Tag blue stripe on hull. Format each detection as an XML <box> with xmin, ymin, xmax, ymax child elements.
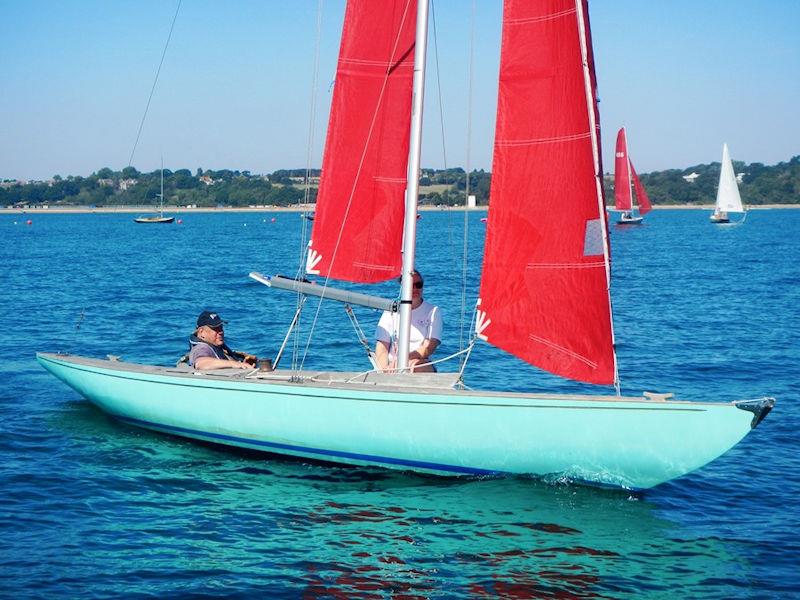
<box><xmin>116</xmin><ymin>415</ymin><xmax>502</xmax><ymax>476</ymax></box>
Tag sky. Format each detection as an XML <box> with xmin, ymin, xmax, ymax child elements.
<box><xmin>1</xmin><ymin>0</ymin><xmax>798</xmax><ymax>181</ymax></box>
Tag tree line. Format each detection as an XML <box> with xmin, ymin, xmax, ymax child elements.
<box><xmin>3</xmin><ymin>155</ymin><xmax>798</xmax><ymax>208</ymax></box>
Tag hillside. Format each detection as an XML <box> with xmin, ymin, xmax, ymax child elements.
<box><xmin>2</xmin><ymin>156</ymin><xmax>798</xmax><ymax>208</ymax></box>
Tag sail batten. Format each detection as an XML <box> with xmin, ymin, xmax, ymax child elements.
<box><xmin>307</xmin><ymin>0</ymin><xmax>417</xmax><ymax>283</ymax></box>
<box><xmin>477</xmin><ymin>0</ymin><xmax>616</xmax><ymax>386</ymax></box>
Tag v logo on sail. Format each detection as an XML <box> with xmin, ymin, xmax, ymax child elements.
<box><xmin>305</xmin><ymin>246</ymin><xmax>322</xmax><ymax>275</ymax></box>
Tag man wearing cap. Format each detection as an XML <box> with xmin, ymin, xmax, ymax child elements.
<box><xmin>188</xmin><ymin>311</ymin><xmax>256</xmax><ymax>370</ymax></box>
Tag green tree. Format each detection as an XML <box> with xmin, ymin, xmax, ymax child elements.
<box><xmin>121</xmin><ymin>166</ymin><xmax>139</xmax><ymax>179</ymax></box>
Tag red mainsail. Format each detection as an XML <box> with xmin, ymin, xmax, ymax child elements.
<box><xmin>631</xmin><ymin>163</ymin><xmax>652</xmax><ymax>215</ymax></box>
<box><xmin>307</xmin><ymin>0</ymin><xmax>416</xmax><ymax>283</ymax></box>
<box><xmin>614</xmin><ymin>127</ymin><xmax>632</xmax><ymax>211</ymax></box>
<box><xmin>477</xmin><ymin>0</ymin><xmax>616</xmax><ymax>385</ymax></box>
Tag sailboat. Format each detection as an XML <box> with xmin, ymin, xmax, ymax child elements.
<box><xmin>37</xmin><ymin>0</ymin><xmax>773</xmax><ymax>490</ymax></box>
<box><xmin>134</xmin><ymin>161</ymin><xmax>174</xmax><ymax>224</ymax></box>
<box><xmin>710</xmin><ymin>143</ymin><xmax>745</xmax><ymax>224</ymax></box>
<box><xmin>614</xmin><ymin>127</ymin><xmax>652</xmax><ymax>225</ymax></box>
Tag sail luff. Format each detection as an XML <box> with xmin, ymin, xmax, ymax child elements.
<box><xmin>476</xmin><ymin>0</ymin><xmax>617</xmax><ymax>386</ymax></box>
<box><xmin>575</xmin><ymin>0</ymin><xmax>618</xmax><ymax>387</ymax></box>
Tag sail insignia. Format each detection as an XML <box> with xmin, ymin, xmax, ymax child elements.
<box><xmin>475</xmin><ymin>298</ymin><xmax>491</xmax><ymax>342</ymax></box>
<box><xmin>305</xmin><ymin>243</ymin><xmax>322</xmax><ymax>275</ymax></box>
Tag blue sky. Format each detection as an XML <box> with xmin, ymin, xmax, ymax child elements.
<box><xmin>2</xmin><ymin>0</ymin><xmax>798</xmax><ymax>181</ymax></box>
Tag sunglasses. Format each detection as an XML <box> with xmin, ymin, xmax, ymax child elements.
<box><xmin>413</xmin><ymin>281</ymin><xmax>424</xmax><ymax>289</ymax></box>
<box><xmin>207</xmin><ymin>325</ymin><xmax>224</xmax><ymax>332</ymax></box>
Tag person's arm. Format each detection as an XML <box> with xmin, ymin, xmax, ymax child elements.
<box><xmin>375</xmin><ymin>311</ymin><xmax>396</xmax><ymax>371</ymax></box>
<box><xmin>194</xmin><ymin>356</ymin><xmax>252</xmax><ymax>370</ymax></box>
<box><xmin>229</xmin><ymin>349</ymin><xmax>257</xmax><ymax>366</ymax></box>
<box><xmin>409</xmin><ymin>338</ymin><xmax>440</xmax><ymax>362</ymax></box>
<box><xmin>375</xmin><ymin>339</ymin><xmax>392</xmax><ymax>371</ymax></box>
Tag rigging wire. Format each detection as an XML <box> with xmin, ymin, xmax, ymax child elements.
<box><xmin>430</xmin><ymin>1</ymin><xmax>448</xmax><ymax>172</ymax></box>
<box><xmin>458</xmin><ymin>0</ymin><xmax>477</xmax><ymax>360</ymax></box>
<box><xmin>127</xmin><ymin>0</ymin><xmax>182</xmax><ymax>168</ymax></box>
<box><xmin>291</xmin><ymin>0</ymin><xmax>325</xmax><ymax>373</ymax></box>
<box><xmin>430</xmin><ymin>2</ymin><xmax>457</xmax><ymax>271</ymax></box>
<box><xmin>298</xmin><ymin>0</ymin><xmax>416</xmax><ymax>373</ymax></box>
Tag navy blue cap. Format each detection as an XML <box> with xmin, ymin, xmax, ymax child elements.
<box><xmin>197</xmin><ymin>311</ymin><xmax>226</xmax><ymax>328</ymax></box>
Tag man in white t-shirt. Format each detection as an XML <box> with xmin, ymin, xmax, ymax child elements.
<box><xmin>375</xmin><ymin>270</ymin><xmax>442</xmax><ymax>373</ymax></box>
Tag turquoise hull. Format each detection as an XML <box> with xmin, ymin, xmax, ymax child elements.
<box><xmin>37</xmin><ymin>353</ymin><xmax>773</xmax><ymax>490</ymax></box>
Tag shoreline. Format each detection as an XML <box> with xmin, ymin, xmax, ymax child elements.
<box><xmin>2</xmin><ymin>204</ymin><xmax>798</xmax><ymax>215</ymax></box>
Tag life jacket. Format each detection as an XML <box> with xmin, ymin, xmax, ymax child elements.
<box><xmin>184</xmin><ymin>334</ymin><xmax>247</xmax><ymax>366</ymax></box>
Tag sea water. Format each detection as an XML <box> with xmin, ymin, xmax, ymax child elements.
<box><xmin>1</xmin><ymin>209</ymin><xmax>798</xmax><ymax>598</ymax></box>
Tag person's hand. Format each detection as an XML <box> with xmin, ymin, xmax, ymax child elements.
<box><xmin>235</xmin><ymin>360</ymin><xmax>252</xmax><ymax>369</ymax></box>
<box><xmin>243</xmin><ymin>354</ymin><xmax>257</xmax><ymax>366</ymax></box>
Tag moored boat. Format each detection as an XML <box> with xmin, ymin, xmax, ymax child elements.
<box><xmin>134</xmin><ymin>160</ymin><xmax>174</xmax><ymax>224</ymax></box>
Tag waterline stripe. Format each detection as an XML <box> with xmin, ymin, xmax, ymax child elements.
<box><xmin>116</xmin><ymin>415</ymin><xmax>501</xmax><ymax>476</ymax></box>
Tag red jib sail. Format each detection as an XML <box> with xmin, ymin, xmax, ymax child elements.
<box><xmin>614</xmin><ymin>127</ymin><xmax>632</xmax><ymax>211</ymax></box>
<box><xmin>306</xmin><ymin>0</ymin><xmax>416</xmax><ymax>283</ymax></box>
<box><xmin>631</xmin><ymin>163</ymin><xmax>652</xmax><ymax>215</ymax></box>
<box><xmin>477</xmin><ymin>0</ymin><xmax>616</xmax><ymax>385</ymax></box>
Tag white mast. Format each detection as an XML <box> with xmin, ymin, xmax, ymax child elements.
<box><xmin>397</xmin><ymin>0</ymin><xmax>430</xmax><ymax>372</ymax></box>
<box><xmin>158</xmin><ymin>157</ymin><xmax>164</xmax><ymax>216</ymax></box>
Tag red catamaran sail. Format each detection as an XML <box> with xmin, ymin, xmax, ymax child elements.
<box><xmin>615</xmin><ymin>127</ymin><xmax>651</xmax><ymax>215</ymax></box>
<box><xmin>307</xmin><ymin>0</ymin><xmax>417</xmax><ymax>283</ymax></box>
<box><xmin>477</xmin><ymin>0</ymin><xmax>616</xmax><ymax>385</ymax></box>
<box><xmin>614</xmin><ymin>128</ymin><xmax>632</xmax><ymax>211</ymax></box>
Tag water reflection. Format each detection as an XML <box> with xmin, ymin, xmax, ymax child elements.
<box><xmin>36</xmin><ymin>405</ymin><xmax>742</xmax><ymax>597</ymax></box>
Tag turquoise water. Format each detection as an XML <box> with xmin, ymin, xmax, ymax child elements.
<box><xmin>2</xmin><ymin>210</ymin><xmax>798</xmax><ymax>597</ymax></box>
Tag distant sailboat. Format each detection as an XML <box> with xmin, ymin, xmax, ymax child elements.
<box><xmin>710</xmin><ymin>143</ymin><xmax>745</xmax><ymax>224</ymax></box>
<box><xmin>614</xmin><ymin>127</ymin><xmax>652</xmax><ymax>225</ymax></box>
<box><xmin>134</xmin><ymin>160</ymin><xmax>174</xmax><ymax>224</ymax></box>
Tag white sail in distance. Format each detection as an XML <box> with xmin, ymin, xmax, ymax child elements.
<box><xmin>715</xmin><ymin>143</ymin><xmax>744</xmax><ymax>214</ymax></box>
